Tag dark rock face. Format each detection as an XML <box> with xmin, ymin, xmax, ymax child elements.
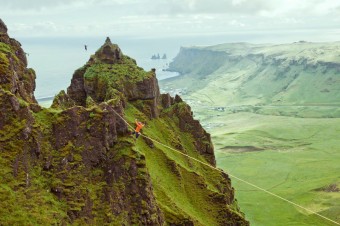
<box><xmin>103</xmin><ymin>157</ymin><xmax>164</xmax><ymax>225</ymax></box>
<box><xmin>163</xmin><ymin>95</ymin><xmax>216</xmax><ymax>165</ymax></box>
<box><xmin>47</xmin><ymin>105</ymin><xmax>162</xmax><ymax>224</ymax></box>
<box><xmin>161</xmin><ymin>93</ymin><xmax>174</xmax><ymax>108</ymax></box>
<box><xmin>125</xmin><ymin>75</ymin><xmax>160</xmax><ymax>101</ymax></box>
<box><xmin>66</xmin><ymin>39</ymin><xmax>161</xmax><ymax>118</ymax></box>
<box><xmin>90</xmin><ymin>37</ymin><xmax>123</xmax><ymax>64</ymax></box>
<box><xmin>125</xmin><ymin>75</ymin><xmax>160</xmax><ymax>118</ymax></box>
<box><xmin>0</xmin><ymin>19</ymin><xmax>8</xmax><ymax>33</ymax></box>
<box><xmin>0</xmin><ymin>19</ymin><xmax>7</xmax><ymax>33</ymax></box>
<box><xmin>67</xmin><ymin>67</ymin><xmax>88</xmax><ymax>106</ymax></box>
<box><xmin>0</xmin><ymin>20</ymin><xmax>35</xmax><ymax>103</ymax></box>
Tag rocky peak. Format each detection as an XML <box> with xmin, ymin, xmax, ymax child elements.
<box><xmin>65</xmin><ymin>37</ymin><xmax>160</xmax><ymax>118</ymax></box>
<box><xmin>105</xmin><ymin>36</ymin><xmax>111</xmax><ymax>44</ymax></box>
<box><xmin>89</xmin><ymin>36</ymin><xmax>123</xmax><ymax>64</ymax></box>
<box><xmin>0</xmin><ymin>19</ymin><xmax>7</xmax><ymax>33</ymax></box>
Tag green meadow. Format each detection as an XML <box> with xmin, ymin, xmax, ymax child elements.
<box><xmin>156</xmin><ymin>94</ymin><xmax>340</xmax><ymax>225</ymax></box>
<box><xmin>160</xmin><ymin>41</ymin><xmax>340</xmax><ymax>225</ymax></box>
<box><xmin>207</xmin><ymin>112</ymin><xmax>340</xmax><ymax>226</ymax></box>
<box><xmin>165</xmin><ymin>96</ymin><xmax>340</xmax><ymax>226</ymax></box>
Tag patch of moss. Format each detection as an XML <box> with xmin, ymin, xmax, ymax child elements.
<box><xmin>0</xmin><ymin>42</ymin><xmax>12</xmax><ymax>53</ymax></box>
<box><xmin>0</xmin><ymin>49</ymin><xmax>10</xmax><ymax>75</ymax></box>
<box><xmin>0</xmin><ymin>119</ymin><xmax>26</xmax><ymax>142</ymax></box>
<box><xmin>33</xmin><ymin>107</ymin><xmax>62</xmax><ymax>132</ymax></box>
<box><xmin>84</xmin><ymin>58</ymin><xmax>151</xmax><ymax>83</ymax></box>
<box><xmin>86</xmin><ymin>96</ymin><xmax>96</xmax><ymax>108</ymax></box>
<box><xmin>0</xmin><ymin>158</ymin><xmax>68</xmax><ymax>225</ymax></box>
<box><xmin>82</xmin><ymin>56</ymin><xmax>153</xmax><ymax>103</ymax></box>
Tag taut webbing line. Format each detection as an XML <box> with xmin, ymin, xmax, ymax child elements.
<box><xmin>111</xmin><ymin>109</ymin><xmax>340</xmax><ymax>226</ymax></box>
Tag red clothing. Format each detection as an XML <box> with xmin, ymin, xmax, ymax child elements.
<box><xmin>135</xmin><ymin>122</ymin><xmax>144</xmax><ymax>133</ymax></box>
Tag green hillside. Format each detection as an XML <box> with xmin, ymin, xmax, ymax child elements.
<box><xmin>161</xmin><ymin>41</ymin><xmax>340</xmax><ymax>225</ymax></box>
<box><xmin>124</xmin><ymin>103</ymin><xmax>246</xmax><ymax>226</ymax></box>
<box><xmin>165</xmin><ymin>42</ymin><xmax>340</xmax><ymax>111</ymax></box>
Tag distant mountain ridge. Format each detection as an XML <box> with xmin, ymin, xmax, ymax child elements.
<box><xmin>166</xmin><ymin>41</ymin><xmax>340</xmax><ymax>111</ymax></box>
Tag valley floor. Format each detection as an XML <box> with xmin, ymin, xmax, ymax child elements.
<box><xmin>161</xmin><ymin>80</ymin><xmax>340</xmax><ymax>226</ymax></box>
<box><xmin>210</xmin><ymin>112</ymin><xmax>340</xmax><ymax>226</ymax></box>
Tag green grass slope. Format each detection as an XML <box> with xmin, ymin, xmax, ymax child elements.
<box><xmin>0</xmin><ymin>101</ymin><xmax>247</xmax><ymax>225</ymax></box>
<box><xmin>124</xmin><ymin>102</ymin><xmax>247</xmax><ymax>225</ymax></box>
<box><xmin>212</xmin><ymin>113</ymin><xmax>340</xmax><ymax>226</ymax></box>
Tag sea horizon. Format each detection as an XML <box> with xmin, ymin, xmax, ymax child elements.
<box><xmin>16</xmin><ymin>32</ymin><xmax>340</xmax><ymax>103</ymax></box>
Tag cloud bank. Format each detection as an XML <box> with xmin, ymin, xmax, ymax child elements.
<box><xmin>0</xmin><ymin>0</ymin><xmax>339</xmax><ymax>40</ymax></box>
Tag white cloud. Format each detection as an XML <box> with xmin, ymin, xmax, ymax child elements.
<box><xmin>0</xmin><ymin>0</ymin><xmax>339</xmax><ymax>39</ymax></box>
<box><xmin>0</xmin><ymin>0</ymin><xmax>83</xmax><ymax>10</ymax></box>
<box><xmin>229</xmin><ymin>20</ymin><xmax>246</xmax><ymax>27</ymax></box>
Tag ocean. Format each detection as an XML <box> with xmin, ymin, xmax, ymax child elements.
<box><xmin>16</xmin><ymin>30</ymin><xmax>338</xmax><ymax>104</ymax></box>
<box><xmin>18</xmin><ymin>36</ymin><xmax>184</xmax><ymax>102</ymax></box>
<box><xmin>15</xmin><ymin>33</ymin><xmax>279</xmax><ymax>101</ymax></box>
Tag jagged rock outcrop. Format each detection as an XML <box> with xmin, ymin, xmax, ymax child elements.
<box><xmin>51</xmin><ymin>90</ymin><xmax>75</xmax><ymax>109</ymax></box>
<box><xmin>160</xmin><ymin>94</ymin><xmax>216</xmax><ymax>165</ymax></box>
<box><xmin>0</xmin><ymin>19</ymin><xmax>36</xmax><ymax>103</ymax></box>
<box><xmin>0</xmin><ymin>20</ymin><xmax>248</xmax><ymax>226</ymax></box>
<box><xmin>90</xmin><ymin>37</ymin><xmax>123</xmax><ymax>64</ymax></box>
<box><xmin>167</xmin><ymin>47</ymin><xmax>229</xmax><ymax>77</ymax></box>
<box><xmin>0</xmin><ymin>19</ymin><xmax>8</xmax><ymax>33</ymax></box>
<box><xmin>66</xmin><ymin>38</ymin><xmax>160</xmax><ymax>118</ymax></box>
<box><xmin>174</xmin><ymin>95</ymin><xmax>215</xmax><ymax>165</ymax></box>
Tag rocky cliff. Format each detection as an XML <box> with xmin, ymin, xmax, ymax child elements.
<box><xmin>167</xmin><ymin>47</ymin><xmax>229</xmax><ymax>77</ymax></box>
<box><xmin>0</xmin><ymin>19</ymin><xmax>248</xmax><ymax>225</ymax></box>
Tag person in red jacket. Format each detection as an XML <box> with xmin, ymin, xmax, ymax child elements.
<box><xmin>132</xmin><ymin>119</ymin><xmax>144</xmax><ymax>138</ymax></box>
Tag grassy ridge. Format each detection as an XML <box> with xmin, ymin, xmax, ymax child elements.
<box><xmin>124</xmin><ymin>103</ymin><xmax>246</xmax><ymax>225</ymax></box>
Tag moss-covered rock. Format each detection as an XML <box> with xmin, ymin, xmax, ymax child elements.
<box><xmin>51</xmin><ymin>90</ymin><xmax>76</xmax><ymax>109</ymax></box>
<box><xmin>0</xmin><ymin>20</ymin><xmax>248</xmax><ymax>225</ymax></box>
<box><xmin>0</xmin><ymin>21</ymin><xmax>36</xmax><ymax>103</ymax></box>
<box><xmin>66</xmin><ymin>40</ymin><xmax>160</xmax><ymax>118</ymax></box>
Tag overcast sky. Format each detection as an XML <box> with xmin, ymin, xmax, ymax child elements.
<box><xmin>1</xmin><ymin>0</ymin><xmax>340</xmax><ymax>41</ymax></box>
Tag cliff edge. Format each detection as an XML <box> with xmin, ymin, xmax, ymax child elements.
<box><xmin>0</xmin><ymin>19</ymin><xmax>248</xmax><ymax>225</ymax></box>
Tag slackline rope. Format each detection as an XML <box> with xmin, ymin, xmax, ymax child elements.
<box><xmin>111</xmin><ymin>109</ymin><xmax>340</xmax><ymax>226</ymax></box>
